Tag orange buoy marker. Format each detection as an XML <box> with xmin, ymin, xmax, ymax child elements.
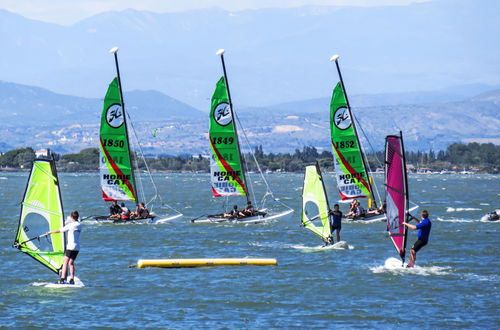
<box><xmin>137</xmin><ymin>258</ymin><xmax>277</xmax><ymax>268</ymax></box>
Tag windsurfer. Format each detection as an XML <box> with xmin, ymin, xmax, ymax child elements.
<box><xmin>329</xmin><ymin>204</ymin><xmax>342</xmax><ymax>243</ymax></box>
<box><xmin>109</xmin><ymin>200</ymin><xmax>121</xmax><ymax>217</ymax></box>
<box><xmin>46</xmin><ymin>211</ymin><xmax>82</xmax><ymax>284</ymax></box>
<box><xmin>402</xmin><ymin>210</ymin><xmax>432</xmax><ymax>268</ymax></box>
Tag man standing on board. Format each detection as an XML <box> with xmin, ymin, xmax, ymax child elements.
<box><xmin>46</xmin><ymin>211</ymin><xmax>82</xmax><ymax>284</ymax></box>
<box><xmin>329</xmin><ymin>204</ymin><xmax>343</xmax><ymax>243</ymax></box>
<box><xmin>402</xmin><ymin>210</ymin><xmax>432</xmax><ymax>268</ymax></box>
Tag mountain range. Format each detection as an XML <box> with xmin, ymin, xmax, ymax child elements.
<box><xmin>0</xmin><ymin>80</ymin><xmax>498</xmax><ymax>154</ymax></box>
<box><xmin>1</xmin><ymin>0</ymin><xmax>499</xmax><ymax>110</ymax></box>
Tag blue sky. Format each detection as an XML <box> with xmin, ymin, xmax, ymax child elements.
<box><xmin>0</xmin><ymin>0</ymin><xmax>429</xmax><ymax>25</ymax></box>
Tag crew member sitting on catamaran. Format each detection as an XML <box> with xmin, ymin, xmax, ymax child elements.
<box><xmin>131</xmin><ymin>202</ymin><xmax>149</xmax><ymax>219</ymax></box>
<box><xmin>46</xmin><ymin>211</ymin><xmax>82</xmax><ymax>284</ymax></box>
<box><xmin>239</xmin><ymin>201</ymin><xmax>255</xmax><ymax>217</ymax></box>
<box><xmin>119</xmin><ymin>202</ymin><xmax>131</xmax><ymax>220</ymax></box>
<box><xmin>402</xmin><ymin>210</ymin><xmax>432</xmax><ymax>268</ymax></box>
<box><xmin>329</xmin><ymin>204</ymin><xmax>342</xmax><ymax>243</ymax></box>
<box><xmin>109</xmin><ymin>200</ymin><xmax>121</xmax><ymax>217</ymax></box>
<box><xmin>224</xmin><ymin>205</ymin><xmax>239</xmax><ymax>218</ymax></box>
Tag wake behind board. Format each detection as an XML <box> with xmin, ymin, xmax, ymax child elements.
<box><xmin>32</xmin><ymin>276</ymin><xmax>85</xmax><ymax>288</ymax></box>
<box><xmin>192</xmin><ymin>209</ymin><xmax>293</xmax><ymax>224</ymax></box>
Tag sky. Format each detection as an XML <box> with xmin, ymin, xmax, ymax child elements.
<box><xmin>0</xmin><ymin>0</ymin><xmax>429</xmax><ymax>25</ymax></box>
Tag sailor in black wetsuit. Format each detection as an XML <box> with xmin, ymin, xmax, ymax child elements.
<box><xmin>109</xmin><ymin>200</ymin><xmax>121</xmax><ymax>218</ymax></box>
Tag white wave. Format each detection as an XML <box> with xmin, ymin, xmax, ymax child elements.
<box><xmin>446</xmin><ymin>207</ymin><xmax>481</xmax><ymax>212</ymax></box>
<box><xmin>465</xmin><ymin>274</ymin><xmax>500</xmax><ymax>282</ymax></box>
<box><xmin>480</xmin><ymin>203</ymin><xmax>490</xmax><ymax>206</ymax></box>
<box><xmin>436</xmin><ymin>217</ymin><xmax>475</xmax><ymax>223</ymax></box>
<box><xmin>370</xmin><ymin>257</ymin><xmax>451</xmax><ymax>276</ymax></box>
<box><xmin>291</xmin><ymin>241</ymin><xmax>354</xmax><ymax>251</ymax></box>
<box><xmin>0</xmin><ymin>177</ymin><xmax>7</xmax><ymax>180</ymax></box>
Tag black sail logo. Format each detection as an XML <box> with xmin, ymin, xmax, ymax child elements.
<box><xmin>106</xmin><ymin>104</ymin><xmax>124</xmax><ymax>128</ymax></box>
<box><xmin>214</xmin><ymin>102</ymin><xmax>232</xmax><ymax>126</ymax></box>
<box><xmin>334</xmin><ymin>106</ymin><xmax>352</xmax><ymax>130</ymax></box>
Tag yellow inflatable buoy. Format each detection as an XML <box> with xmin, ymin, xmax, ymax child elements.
<box><xmin>137</xmin><ymin>258</ymin><xmax>278</xmax><ymax>268</ymax></box>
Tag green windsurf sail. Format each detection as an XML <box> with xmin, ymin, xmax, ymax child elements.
<box><xmin>13</xmin><ymin>151</ymin><xmax>65</xmax><ymax>274</ymax></box>
<box><xmin>209</xmin><ymin>77</ymin><xmax>247</xmax><ymax>197</ymax></box>
<box><xmin>99</xmin><ymin>77</ymin><xmax>137</xmax><ymax>201</ymax></box>
<box><xmin>330</xmin><ymin>82</ymin><xmax>373</xmax><ymax>201</ymax></box>
<box><xmin>301</xmin><ymin>162</ymin><xmax>332</xmax><ymax>244</ymax></box>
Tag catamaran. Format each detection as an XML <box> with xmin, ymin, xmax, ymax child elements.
<box><xmin>13</xmin><ymin>149</ymin><xmax>67</xmax><ymax>279</ymax></box>
<box><xmin>301</xmin><ymin>162</ymin><xmax>334</xmax><ymax>245</ymax></box>
<box><xmin>94</xmin><ymin>47</ymin><xmax>182</xmax><ymax>223</ymax></box>
<box><xmin>192</xmin><ymin>49</ymin><xmax>293</xmax><ymax>224</ymax></box>
<box><xmin>329</xmin><ymin>55</ymin><xmax>416</xmax><ymax>221</ymax></box>
<box><xmin>384</xmin><ymin>132</ymin><xmax>413</xmax><ymax>265</ymax></box>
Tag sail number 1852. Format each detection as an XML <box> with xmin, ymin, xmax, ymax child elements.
<box><xmin>334</xmin><ymin>140</ymin><xmax>355</xmax><ymax>149</ymax></box>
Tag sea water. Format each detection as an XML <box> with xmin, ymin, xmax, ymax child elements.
<box><xmin>0</xmin><ymin>172</ymin><xmax>498</xmax><ymax>328</ymax></box>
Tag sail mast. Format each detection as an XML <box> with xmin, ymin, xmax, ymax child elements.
<box><xmin>399</xmin><ymin>130</ymin><xmax>410</xmax><ymax>262</ymax></box>
<box><xmin>216</xmin><ymin>49</ymin><xmax>250</xmax><ymax>203</ymax></box>
<box><xmin>330</xmin><ymin>55</ymin><xmax>376</xmax><ymax>207</ymax></box>
<box><xmin>109</xmin><ymin>47</ymin><xmax>139</xmax><ymax>206</ymax></box>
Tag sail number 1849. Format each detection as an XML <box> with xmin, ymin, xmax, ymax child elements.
<box><xmin>211</xmin><ymin>137</ymin><xmax>234</xmax><ymax>145</ymax></box>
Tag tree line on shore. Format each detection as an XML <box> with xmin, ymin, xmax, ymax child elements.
<box><xmin>0</xmin><ymin>142</ymin><xmax>498</xmax><ymax>173</ymax></box>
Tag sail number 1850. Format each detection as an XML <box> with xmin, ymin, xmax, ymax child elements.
<box><xmin>102</xmin><ymin>138</ymin><xmax>125</xmax><ymax>148</ymax></box>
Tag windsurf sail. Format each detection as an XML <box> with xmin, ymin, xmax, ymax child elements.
<box><xmin>99</xmin><ymin>77</ymin><xmax>137</xmax><ymax>201</ymax></box>
<box><xmin>13</xmin><ymin>152</ymin><xmax>65</xmax><ymax>274</ymax></box>
<box><xmin>330</xmin><ymin>82</ymin><xmax>373</xmax><ymax>201</ymax></box>
<box><xmin>384</xmin><ymin>132</ymin><xmax>410</xmax><ymax>262</ymax></box>
<box><xmin>209</xmin><ymin>77</ymin><xmax>247</xmax><ymax>197</ymax></box>
<box><xmin>301</xmin><ymin>162</ymin><xmax>332</xmax><ymax>244</ymax></box>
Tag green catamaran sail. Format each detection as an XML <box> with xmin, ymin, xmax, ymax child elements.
<box><xmin>330</xmin><ymin>82</ymin><xmax>373</xmax><ymax>201</ymax></box>
<box><xmin>301</xmin><ymin>162</ymin><xmax>333</xmax><ymax>244</ymax></box>
<box><xmin>209</xmin><ymin>77</ymin><xmax>247</xmax><ymax>197</ymax></box>
<box><xmin>99</xmin><ymin>77</ymin><xmax>137</xmax><ymax>202</ymax></box>
<box><xmin>13</xmin><ymin>151</ymin><xmax>65</xmax><ymax>274</ymax></box>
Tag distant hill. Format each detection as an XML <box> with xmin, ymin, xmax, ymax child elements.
<box><xmin>0</xmin><ymin>0</ymin><xmax>499</xmax><ymax>109</ymax></box>
<box><xmin>0</xmin><ymin>80</ymin><xmax>498</xmax><ymax>154</ymax></box>
<box><xmin>0</xmin><ymin>81</ymin><xmax>203</xmax><ymax>127</ymax></box>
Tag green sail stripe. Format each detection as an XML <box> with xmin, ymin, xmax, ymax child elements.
<box><xmin>15</xmin><ymin>159</ymin><xmax>65</xmax><ymax>274</ymax></box>
<box><xmin>99</xmin><ymin>77</ymin><xmax>136</xmax><ymax>201</ymax></box>
<box><xmin>301</xmin><ymin>164</ymin><xmax>331</xmax><ymax>242</ymax></box>
<box><xmin>209</xmin><ymin>77</ymin><xmax>246</xmax><ymax>197</ymax></box>
<box><xmin>329</xmin><ymin>82</ymin><xmax>372</xmax><ymax>200</ymax></box>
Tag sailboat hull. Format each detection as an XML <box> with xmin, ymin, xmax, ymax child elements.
<box><xmin>192</xmin><ymin>209</ymin><xmax>293</xmax><ymax>224</ymax></box>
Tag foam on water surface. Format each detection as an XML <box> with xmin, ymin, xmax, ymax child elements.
<box><xmin>32</xmin><ymin>276</ymin><xmax>85</xmax><ymax>288</ymax></box>
<box><xmin>370</xmin><ymin>257</ymin><xmax>451</xmax><ymax>276</ymax></box>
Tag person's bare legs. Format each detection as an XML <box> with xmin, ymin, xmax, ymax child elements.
<box><xmin>336</xmin><ymin>229</ymin><xmax>341</xmax><ymax>243</ymax></box>
<box><xmin>60</xmin><ymin>256</ymin><xmax>70</xmax><ymax>280</ymax></box>
<box><xmin>68</xmin><ymin>258</ymin><xmax>76</xmax><ymax>281</ymax></box>
<box><xmin>407</xmin><ymin>249</ymin><xmax>416</xmax><ymax>267</ymax></box>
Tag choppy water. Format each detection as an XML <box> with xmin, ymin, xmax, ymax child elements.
<box><xmin>0</xmin><ymin>172</ymin><xmax>499</xmax><ymax>328</ymax></box>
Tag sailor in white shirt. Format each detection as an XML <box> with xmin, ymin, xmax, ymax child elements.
<box><xmin>46</xmin><ymin>211</ymin><xmax>82</xmax><ymax>284</ymax></box>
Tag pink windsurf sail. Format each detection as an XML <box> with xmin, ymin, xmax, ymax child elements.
<box><xmin>384</xmin><ymin>132</ymin><xmax>410</xmax><ymax>262</ymax></box>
